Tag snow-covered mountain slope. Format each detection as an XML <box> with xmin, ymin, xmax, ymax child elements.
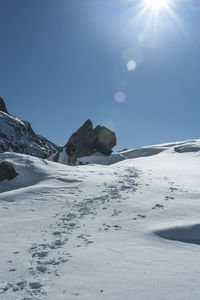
<box><xmin>0</xmin><ymin>111</ymin><xmax>60</xmax><ymax>158</ymax></box>
<box><xmin>49</xmin><ymin>138</ymin><xmax>200</xmax><ymax>165</ymax></box>
<box><xmin>1</xmin><ymin>139</ymin><xmax>200</xmax><ymax>299</ymax></box>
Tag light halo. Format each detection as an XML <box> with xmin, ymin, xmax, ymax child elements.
<box><xmin>144</xmin><ymin>0</ymin><xmax>169</xmax><ymax>11</ymax></box>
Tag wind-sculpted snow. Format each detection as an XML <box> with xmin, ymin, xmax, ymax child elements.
<box><xmin>119</xmin><ymin>147</ymin><xmax>165</xmax><ymax>159</ymax></box>
<box><xmin>49</xmin><ymin>145</ymin><xmax>166</xmax><ymax>166</ymax></box>
<box><xmin>174</xmin><ymin>143</ymin><xmax>200</xmax><ymax>153</ymax></box>
<box><xmin>76</xmin><ymin>147</ymin><xmax>165</xmax><ymax>165</ymax></box>
<box><xmin>154</xmin><ymin>223</ymin><xmax>200</xmax><ymax>245</ymax></box>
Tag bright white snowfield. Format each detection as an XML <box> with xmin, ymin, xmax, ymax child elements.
<box><xmin>1</xmin><ymin>140</ymin><xmax>200</xmax><ymax>300</ymax></box>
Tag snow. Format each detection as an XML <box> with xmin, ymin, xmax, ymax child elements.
<box><xmin>1</xmin><ymin>139</ymin><xmax>200</xmax><ymax>299</ymax></box>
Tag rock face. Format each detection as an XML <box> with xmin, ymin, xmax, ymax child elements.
<box><xmin>49</xmin><ymin>119</ymin><xmax>117</xmax><ymax>164</ymax></box>
<box><xmin>94</xmin><ymin>125</ymin><xmax>116</xmax><ymax>155</ymax></box>
<box><xmin>0</xmin><ymin>98</ymin><xmax>60</xmax><ymax>158</ymax></box>
<box><xmin>0</xmin><ymin>98</ymin><xmax>9</xmax><ymax>114</ymax></box>
<box><xmin>66</xmin><ymin>119</ymin><xmax>116</xmax><ymax>157</ymax></box>
<box><xmin>0</xmin><ymin>161</ymin><xmax>18</xmax><ymax>182</ymax></box>
<box><xmin>66</xmin><ymin>120</ymin><xmax>96</xmax><ymax>157</ymax></box>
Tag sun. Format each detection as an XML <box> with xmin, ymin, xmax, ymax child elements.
<box><xmin>144</xmin><ymin>0</ymin><xmax>169</xmax><ymax>10</ymax></box>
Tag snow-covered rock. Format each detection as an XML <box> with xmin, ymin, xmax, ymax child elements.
<box><xmin>0</xmin><ymin>111</ymin><xmax>60</xmax><ymax>158</ymax></box>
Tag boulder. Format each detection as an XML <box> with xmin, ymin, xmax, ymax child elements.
<box><xmin>66</xmin><ymin>119</ymin><xmax>116</xmax><ymax>157</ymax></box>
<box><xmin>0</xmin><ymin>161</ymin><xmax>18</xmax><ymax>182</ymax></box>
<box><xmin>0</xmin><ymin>98</ymin><xmax>9</xmax><ymax>114</ymax></box>
<box><xmin>67</xmin><ymin>120</ymin><xmax>96</xmax><ymax>157</ymax></box>
<box><xmin>94</xmin><ymin>125</ymin><xmax>116</xmax><ymax>155</ymax></box>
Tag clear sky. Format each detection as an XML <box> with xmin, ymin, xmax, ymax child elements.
<box><xmin>0</xmin><ymin>0</ymin><xmax>200</xmax><ymax>150</ymax></box>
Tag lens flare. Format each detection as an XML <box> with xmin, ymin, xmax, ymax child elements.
<box><xmin>114</xmin><ymin>91</ymin><xmax>126</xmax><ymax>103</ymax></box>
<box><xmin>127</xmin><ymin>60</ymin><xmax>137</xmax><ymax>71</ymax></box>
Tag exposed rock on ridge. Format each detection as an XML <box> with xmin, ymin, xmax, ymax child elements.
<box><xmin>66</xmin><ymin>119</ymin><xmax>116</xmax><ymax>157</ymax></box>
<box><xmin>0</xmin><ymin>98</ymin><xmax>9</xmax><ymax>114</ymax></box>
<box><xmin>0</xmin><ymin>98</ymin><xmax>60</xmax><ymax>158</ymax></box>
<box><xmin>50</xmin><ymin>119</ymin><xmax>117</xmax><ymax>164</ymax></box>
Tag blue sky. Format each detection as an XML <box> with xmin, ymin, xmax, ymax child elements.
<box><xmin>0</xmin><ymin>0</ymin><xmax>200</xmax><ymax>150</ymax></box>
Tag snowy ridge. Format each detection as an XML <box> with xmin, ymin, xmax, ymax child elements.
<box><xmin>1</xmin><ymin>139</ymin><xmax>200</xmax><ymax>299</ymax></box>
<box><xmin>0</xmin><ymin>111</ymin><xmax>60</xmax><ymax>158</ymax></box>
<box><xmin>49</xmin><ymin>138</ymin><xmax>200</xmax><ymax>165</ymax></box>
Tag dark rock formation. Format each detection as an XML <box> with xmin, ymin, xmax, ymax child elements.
<box><xmin>66</xmin><ymin>120</ymin><xmax>96</xmax><ymax>157</ymax></box>
<box><xmin>0</xmin><ymin>98</ymin><xmax>60</xmax><ymax>158</ymax></box>
<box><xmin>94</xmin><ymin>125</ymin><xmax>116</xmax><ymax>155</ymax></box>
<box><xmin>0</xmin><ymin>161</ymin><xmax>18</xmax><ymax>182</ymax></box>
<box><xmin>0</xmin><ymin>98</ymin><xmax>9</xmax><ymax>114</ymax></box>
<box><xmin>66</xmin><ymin>119</ymin><xmax>116</xmax><ymax>157</ymax></box>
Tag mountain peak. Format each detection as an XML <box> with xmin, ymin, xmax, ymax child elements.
<box><xmin>0</xmin><ymin>98</ymin><xmax>9</xmax><ymax>114</ymax></box>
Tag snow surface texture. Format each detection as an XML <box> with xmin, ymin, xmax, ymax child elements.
<box><xmin>1</xmin><ymin>139</ymin><xmax>200</xmax><ymax>299</ymax></box>
<box><xmin>0</xmin><ymin>112</ymin><xmax>59</xmax><ymax>158</ymax></box>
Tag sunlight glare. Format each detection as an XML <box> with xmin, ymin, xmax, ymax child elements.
<box><xmin>145</xmin><ymin>0</ymin><xmax>169</xmax><ymax>10</ymax></box>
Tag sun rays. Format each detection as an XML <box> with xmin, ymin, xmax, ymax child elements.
<box><xmin>144</xmin><ymin>0</ymin><xmax>170</xmax><ymax>11</ymax></box>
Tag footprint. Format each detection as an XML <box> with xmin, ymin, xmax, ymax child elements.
<box><xmin>112</xmin><ymin>209</ymin><xmax>122</xmax><ymax>217</ymax></box>
<box><xmin>137</xmin><ymin>214</ymin><xmax>146</xmax><ymax>219</ymax></box>
<box><xmin>152</xmin><ymin>204</ymin><xmax>164</xmax><ymax>209</ymax></box>
<box><xmin>165</xmin><ymin>196</ymin><xmax>174</xmax><ymax>201</ymax></box>
<box><xmin>170</xmin><ymin>187</ymin><xmax>178</xmax><ymax>192</ymax></box>
<box><xmin>29</xmin><ymin>281</ymin><xmax>44</xmax><ymax>289</ymax></box>
<box><xmin>36</xmin><ymin>266</ymin><xmax>48</xmax><ymax>273</ymax></box>
<box><xmin>32</xmin><ymin>251</ymin><xmax>49</xmax><ymax>258</ymax></box>
<box><xmin>113</xmin><ymin>225</ymin><xmax>122</xmax><ymax>230</ymax></box>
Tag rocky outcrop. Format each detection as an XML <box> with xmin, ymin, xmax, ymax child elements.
<box><xmin>0</xmin><ymin>98</ymin><xmax>60</xmax><ymax>158</ymax></box>
<box><xmin>0</xmin><ymin>161</ymin><xmax>18</xmax><ymax>182</ymax></box>
<box><xmin>94</xmin><ymin>125</ymin><xmax>116</xmax><ymax>155</ymax></box>
<box><xmin>66</xmin><ymin>119</ymin><xmax>116</xmax><ymax>157</ymax></box>
<box><xmin>49</xmin><ymin>119</ymin><xmax>117</xmax><ymax>165</ymax></box>
<box><xmin>66</xmin><ymin>120</ymin><xmax>96</xmax><ymax>157</ymax></box>
<box><xmin>0</xmin><ymin>98</ymin><xmax>9</xmax><ymax>114</ymax></box>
